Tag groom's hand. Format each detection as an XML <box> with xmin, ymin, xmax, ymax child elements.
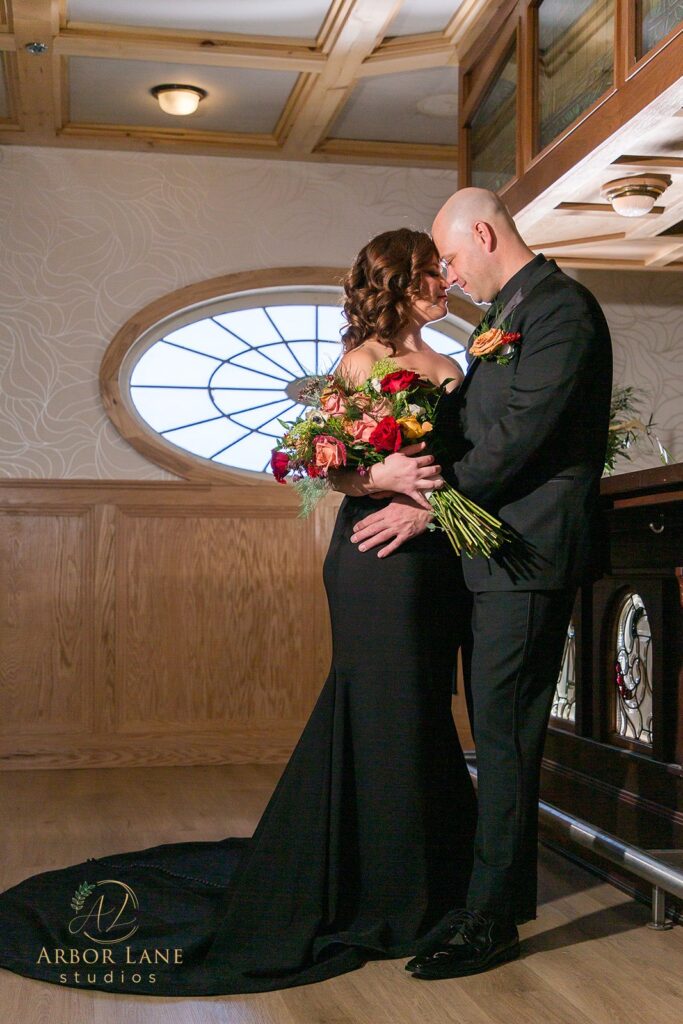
<box><xmin>351</xmin><ymin>496</ymin><xmax>433</xmax><ymax>558</ymax></box>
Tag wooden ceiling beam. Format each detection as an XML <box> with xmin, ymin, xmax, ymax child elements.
<box><xmin>554</xmin><ymin>202</ymin><xmax>665</xmax><ymax>215</ymax></box>
<box><xmin>53</xmin><ymin>28</ymin><xmax>326</xmax><ymax>73</ymax></box>
<box><xmin>0</xmin><ymin>120</ymin><xmax>454</xmax><ymax>169</ymax></box>
<box><xmin>316</xmin><ymin>137</ymin><xmax>457</xmax><ymax>168</ymax></box>
<box><xmin>359</xmin><ymin>33</ymin><xmax>455</xmax><ymax>76</ymax></box>
<box><xmin>611</xmin><ymin>155</ymin><xmax>683</xmax><ymax>171</ymax></box>
<box><xmin>528</xmin><ymin>231</ymin><xmax>627</xmax><ymax>249</ymax></box>
<box><xmin>645</xmin><ymin>241</ymin><xmax>683</xmax><ymax>267</ymax></box>
<box><xmin>60</xmin><ymin>121</ymin><xmax>280</xmax><ymax>152</ymax></box>
<box><xmin>444</xmin><ymin>0</ymin><xmax>503</xmax><ymax>58</ymax></box>
<box><xmin>279</xmin><ymin>0</ymin><xmax>402</xmax><ymax>155</ymax></box>
<box><xmin>9</xmin><ymin>0</ymin><xmax>59</xmax><ymax>136</ymax></box>
<box><xmin>554</xmin><ymin>256</ymin><xmax>683</xmax><ymax>271</ymax></box>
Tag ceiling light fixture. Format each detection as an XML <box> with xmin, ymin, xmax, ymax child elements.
<box><xmin>600</xmin><ymin>173</ymin><xmax>672</xmax><ymax>217</ymax></box>
<box><xmin>150</xmin><ymin>84</ymin><xmax>207</xmax><ymax>116</ymax></box>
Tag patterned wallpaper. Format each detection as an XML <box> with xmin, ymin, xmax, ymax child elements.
<box><xmin>569</xmin><ymin>267</ymin><xmax>682</xmax><ymax>473</ymax></box>
<box><xmin>0</xmin><ymin>145</ymin><xmax>680</xmax><ymax>479</ymax></box>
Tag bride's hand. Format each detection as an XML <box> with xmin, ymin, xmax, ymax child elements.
<box><xmin>369</xmin><ymin>443</ymin><xmax>444</xmax><ymax>510</ymax></box>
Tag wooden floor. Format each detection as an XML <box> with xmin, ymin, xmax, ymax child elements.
<box><xmin>1</xmin><ymin>763</ymin><xmax>681</xmax><ymax>1024</ymax></box>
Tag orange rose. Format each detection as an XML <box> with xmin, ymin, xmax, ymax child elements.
<box><xmin>314</xmin><ymin>435</ymin><xmax>347</xmax><ymax>472</ymax></box>
<box><xmin>470</xmin><ymin>327</ymin><xmax>503</xmax><ymax>357</ymax></box>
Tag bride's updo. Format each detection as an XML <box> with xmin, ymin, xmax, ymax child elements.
<box><xmin>341</xmin><ymin>227</ymin><xmax>439</xmax><ymax>353</ymax></box>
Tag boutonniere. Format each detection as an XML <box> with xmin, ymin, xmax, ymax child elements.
<box><xmin>470</xmin><ymin>327</ymin><xmax>522</xmax><ymax>366</ymax></box>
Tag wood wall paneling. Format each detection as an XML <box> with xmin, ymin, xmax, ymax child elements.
<box><xmin>0</xmin><ymin>479</ymin><xmax>477</xmax><ymax>769</ymax></box>
<box><xmin>0</xmin><ymin>482</ymin><xmax>341</xmax><ymax>769</ymax></box>
<box><xmin>0</xmin><ymin>507</ymin><xmax>89</xmax><ymax>735</ymax></box>
<box><xmin>118</xmin><ymin>509</ymin><xmax>317</xmax><ymax>728</ymax></box>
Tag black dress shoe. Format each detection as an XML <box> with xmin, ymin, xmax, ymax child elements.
<box><xmin>405</xmin><ymin>909</ymin><xmax>519</xmax><ymax>979</ymax></box>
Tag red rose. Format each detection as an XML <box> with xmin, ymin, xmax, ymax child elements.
<box><xmin>501</xmin><ymin>332</ymin><xmax>521</xmax><ymax>344</ymax></box>
<box><xmin>380</xmin><ymin>370</ymin><xmax>420</xmax><ymax>394</ymax></box>
<box><xmin>270</xmin><ymin>450</ymin><xmax>290</xmax><ymax>483</ymax></box>
<box><xmin>369</xmin><ymin>415</ymin><xmax>402</xmax><ymax>453</ymax></box>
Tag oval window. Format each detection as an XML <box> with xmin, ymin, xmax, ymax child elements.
<box><xmin>103</xmin><ymin>272</ymin><xmax>472</xmax><ymax>481</ymax></box>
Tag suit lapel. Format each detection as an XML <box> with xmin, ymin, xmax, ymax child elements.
<box><xmin>458</xmin><ymin>352</ymin><xmax>481</xmax><ymax>396</ymax></box>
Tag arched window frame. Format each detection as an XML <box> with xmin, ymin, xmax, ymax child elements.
<box><xmin>100</xmin><ymin>267</ymin><xmax>479</xmax><ymax>484</ymax></box>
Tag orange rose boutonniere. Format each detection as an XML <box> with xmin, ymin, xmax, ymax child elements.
<box><xmin>470</xmin><ymin>326</ymin><xmax>521</xmax><ymax>366</ymax></box>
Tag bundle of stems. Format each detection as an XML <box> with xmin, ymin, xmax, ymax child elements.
<box><xmin>427</xmin><ymin>486</ymin><xmax>508</xmax><ymax>558</ymax></box>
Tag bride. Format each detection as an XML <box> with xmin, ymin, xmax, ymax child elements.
<box><xmin>0</xmin><ymin>228</ymin><xmax>478</xmax><ymax>996</ymax></box>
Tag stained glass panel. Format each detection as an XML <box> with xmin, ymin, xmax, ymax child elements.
<box><xmin>551</xmin><ymin>621</ymin><xmax>576</xmax><ymax>723</ymax></box>
<box><xmin>614</xmin><ymin>592</ymin><xmax>653</xmax><ymax>746</ymax></box>
<box><xmin>470</xmin><ymin>40</ymin><xmax>517</xmax><ymax>192</ymax></box>
<box><xmin>639</xmin><ymin>0</ymin><xmax>683</xmax><ymax>57</ymax></box>
<box><xmin>537</xmin><ymin>0</ymin><xmax>614</xmax><ymax>152</ymax></box>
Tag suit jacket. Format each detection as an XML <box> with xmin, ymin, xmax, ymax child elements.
<box><xmin>441</xmin><ymin>254</ymin><xmax>613</xmax><ymax>592</ymax></box>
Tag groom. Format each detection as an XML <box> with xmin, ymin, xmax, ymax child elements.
<box><xmin>350</xmin><ymin>187</ymin><xmax>613</xmax><ymax>978</ymax></box>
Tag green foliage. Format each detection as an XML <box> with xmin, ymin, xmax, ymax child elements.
<box><xmin>293</xmin><ymin>475</ymin><xmax>330</xmax><ymax>518</ymax></box>
<box><xmin>605</xmin><ymin>385</ymin><xmax>671</xmax><ymax>475</ymax></box>
<box><xmin>367</xmin><ymin>357</ymin><xmax>400</xmax><ymax>381</ymax></box>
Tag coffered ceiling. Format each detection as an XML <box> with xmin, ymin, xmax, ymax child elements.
<box><xmin>1</xmin><ymin>1</ymin><xmax>681</xmax><ymax>272</ymax></box>
<box><xmin>0</xmin><ymin>0</ymin><xmax>492</xmax><ymax>167</ymax></box>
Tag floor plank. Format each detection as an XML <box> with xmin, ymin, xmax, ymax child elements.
<box><xmin>0</xmin><ymin>764</ymin><xmax>680</xmax><ymax>1024</ymax></box>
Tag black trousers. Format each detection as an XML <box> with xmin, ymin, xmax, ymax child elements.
<box><xmin>461</xmin><ymin>587</ymin><xmax>577</xmax><ymax>925</ymax></box>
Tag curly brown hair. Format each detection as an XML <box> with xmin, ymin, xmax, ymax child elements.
<box><xmin>341</xmin><ymin>228</ymin><xmax>439</xmax><ymax>353</ymax></box>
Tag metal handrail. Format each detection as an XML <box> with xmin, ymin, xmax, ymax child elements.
<box><xmin>466</xmin><ymin>764</ymin><xmax>682</xmax><ymax>928</ymax></box>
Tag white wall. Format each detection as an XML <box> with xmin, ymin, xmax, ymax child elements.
<box><xmin>0</xmin><ymin>145</ymin><xmax>680</xmax><ymax>478</ymax></box>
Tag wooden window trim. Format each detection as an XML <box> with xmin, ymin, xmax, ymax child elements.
<box><xmin>100</xmin><ymin>267</ymin><xmax>347</xmax><ymax>486</ymax></box>
<box><xmin>460</xmin><ymin>15</ymin><xmax>521</xmax><ymax>193</ymax></box>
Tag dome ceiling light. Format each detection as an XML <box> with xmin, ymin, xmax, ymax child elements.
<box><xmin>150</xmin><ymin>84</ymin><xmax>207</xmax><ymax>116</ymax></box>
<box><xmin>600</xmin><ymin>173</ymin><xmax>672</xmax><ymax>217</ymax></box>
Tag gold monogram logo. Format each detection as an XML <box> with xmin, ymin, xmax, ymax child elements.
<box><xmin>68</xmin><ymin>879</ymin><xmax>140</xmax><ymax>945</ymax></box>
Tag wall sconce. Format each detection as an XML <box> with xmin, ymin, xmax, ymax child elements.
<box><xmin>600</xmin><ymin>174</ymin><xmax>672</xmax><ymax>217</ymax></box>
<box><xmin>150</xmin><ymin>84</ymin><xmax>207</xmax><ymax>116</ymax></box>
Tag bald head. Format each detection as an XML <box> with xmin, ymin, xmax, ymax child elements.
<box><xmin>432</xmin><ymin>188</ymin><xmax>534</xmax><ymax>304</ymax></box>
<box><xmin>433</xmin><ymin>187</ymin><xmax>517</xmax><ymax>239</ymax></box>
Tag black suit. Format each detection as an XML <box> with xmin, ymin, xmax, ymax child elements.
<box><xmin>443</xmin><ymin>254</ymin><xmax>613</xmax><ymax>924</ymax></box>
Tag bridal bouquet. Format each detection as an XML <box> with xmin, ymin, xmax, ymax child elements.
<box><xmin>270</xmin><ymin>359</ymin><xmax>507</xmax><ymax>559</ymax></box>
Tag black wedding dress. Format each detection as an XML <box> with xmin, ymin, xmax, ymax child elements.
<box><xmin>0</xmin><ymin>494</ymin><xmax>477</xmax><ymax>996</ymax></box>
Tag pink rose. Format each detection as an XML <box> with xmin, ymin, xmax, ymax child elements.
<box><xmin>345</xmin><ymin>413</ymin><xmax>381</xmax><ymax>444</ymax></box>
<box><xmin>320</xmin><ymin>387</ymin><xmax>347</xmax><ymax>417</ymax></box>
<box><xmin>366</xmin><ymin>396</ymin><xmax>393</xmax><ymax>417</ymax></box>
<box><xmin>314</xmin><ymin>435</ymin><xmax>347</xmax><ymax>473</ymax></box>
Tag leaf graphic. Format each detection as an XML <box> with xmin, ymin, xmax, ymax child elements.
<box><xmin>70</xmin><ymin>880</ymin><xmax>96</xmax><ymax>912</ymax></box>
